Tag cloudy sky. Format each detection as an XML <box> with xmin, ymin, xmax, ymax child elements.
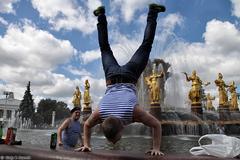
<box><xmin>0</xmin><ymin>0</ymin><xmax>239</xmax><ymax>109</ymax></box>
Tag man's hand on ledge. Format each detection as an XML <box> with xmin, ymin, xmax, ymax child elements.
<box><xmin>146</xmin><ymin>149</ymin><xmax>164</xmax><ymax>156</ymax></box>
<box><xmin>75</xmin><ymin>146</ymin><xmax>92</xmax><ymax>152</ymax></box>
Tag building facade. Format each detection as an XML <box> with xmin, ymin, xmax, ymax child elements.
<box><xmin>0</xmin><ymin>92</ymin><xmax>21</xmax><ymax>125</ymax></box>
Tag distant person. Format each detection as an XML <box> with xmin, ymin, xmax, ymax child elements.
<box><xmin>57</xmin><ymin>107</ymin><xmax>83</xmax><ymax>150</ymax></box>
<box><xmin>76</xmin><ymin>3</ymin><xmax>165</xmax><ymax>156</ymax></box>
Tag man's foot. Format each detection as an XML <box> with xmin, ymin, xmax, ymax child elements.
<box><xmin>93</xmin><ymin>6</ymin><xmax>105</xmax><ymax>16</ymax></box>
<box><xmin>149</xmin><ymin>3</ymin><xmax>166</xmax><ymax>12</ymax></box>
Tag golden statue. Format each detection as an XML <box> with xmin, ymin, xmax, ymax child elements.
<box><xmin>228</xmin><ymin>81</ymin><xmax>238</xmax><ymax>111</ymax></box>
<box><xmin>206</xmin><ymin>93</ymin><xmax>215</xmax><ymax>111</ymax></box>
<box><xmin>214</xmin><ymin>73</ymin><xmax>229</xmax><ymax>106</ymax></box>
<box><xmin>83</xmin><ymin>79</ymin><xmax>91</xmax><ymax>106</ymax></box>
<box><xmin>183</xmin><ymin>70</ymin><xmax>203</xmax><ymax>105</ymax></box>
<box><xmin>145</xmin><ymin>69</ymin><xmax>163</xmax><ymax>104</ymax></box>
<box><xmin>72</xmin><ymin>86</ymin><xmax>81</xmax><ymax>107</ymax></box>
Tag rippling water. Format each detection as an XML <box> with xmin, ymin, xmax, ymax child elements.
<box><xmin>15</xmin><ymin>129</ymin><xmax>203</xmax><ymax>155</ymax></box>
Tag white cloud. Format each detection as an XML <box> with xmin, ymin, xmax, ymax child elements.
<box><xmin>111</xmin><ymin>0</ymin><xmax>157</xmax><ymax>23</ymax></box>
<box><xmin>31</xmin><ymin>0</ymin><xmax>102</xmax><ymax>34</ymax></box>
<box><xmin>0</xmin><ymin>16</ymin><xmax>8</xmax><ymax>26</ymax></box>
<box><xmin>0</xmin><ymin>22</ymin><xmax>75</xmax><ymax>69</ymax></box>
<box><xmin>40</xmin><ymin>74</ymin><xmax>74</xmax><ymax>97</ymax></box>
<box><xmin>160</xmin><ymin>13</ymin><xmax>183</xmax><ymax>31</ymax></box>
<box><xmin>85</xmin><ymin>0</ymin><xmax>102</xmax><ymax>11</ymax></box>
<box><xmin>231</xmin><ymin>0</ymin><xmax>240</xmax><ymax>18</ymax></box>
<box><xmin>65</xmin><ymin>65</ymin><xmax>92</xmax><ymax>76</ymax></box>
<box><xmin>204</xmin><ymin>19</ymin><xmax>240</xmax><ymax>54</ymax></box>
<box><xmin>0</xmin><ymin>0</ymin><xmax>19</xmax><ymax>14</ymax></box>
<box><xmin>0</xmin><ymin>21</ymin><xmax>79</xmax><ymax>105</ymax></box>
<box><xmin>80</xmin><ymin>49</ymin><xmax>101</xmax><ymax>64</ymax></box>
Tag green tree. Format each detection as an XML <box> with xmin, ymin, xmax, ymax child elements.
<box><xmin>37</xmin><ymin>99</ymin><xmax>70</xmax><ymax>125</ymax></box>
<box><xmin>32</xmin><ymin>112</ymin><xmax>44</xmax><ymax>126</ymax></box>
<box><xmin>19</xmin><ymin>81</ymin><xmax>35</xmax><ymax>122</ymax></box>
<box><xmin>55</xmin><ymin>101</ymin><xmax>70</xmax><ymax>120</ymax></box>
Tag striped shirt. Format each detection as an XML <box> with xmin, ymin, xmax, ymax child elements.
<box><xmin>99</xmin><ymin>83</ymin><xmax>138</xmax><ymax>125</ymax></box>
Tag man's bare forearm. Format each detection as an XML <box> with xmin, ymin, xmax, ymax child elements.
<box><xmin>152</xmin><ymin>123</ymin><xmax>161</xmax><ymax>150</ymax></box>
<box><xmin>133</xmin><ymin>106</ymin><xmax>162</xmax><ymax>151</ymax></box>
<box><xmin>57</xmin><ymin>128</ymin><xmax>62</xmax><ymax>142</ymax></box>
<box><xmin>83</xmin><ymin>110</ymin><xmax>100</xmax><ymax>147</ymax></box>
<box><xmin>83</xmin><ymin>123</ymin><xmax>91</xmax><ymax>147</ymax></box>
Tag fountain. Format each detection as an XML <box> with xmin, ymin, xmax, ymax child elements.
<box><xmin>51</xmin><ymin>111</ymin><xmax>56</xmax><ymax>127</ymax></box>
<box><xmin>137</xmin><ymin>59</ymin><xmax>240</xmax><ymax>136</ymax></box>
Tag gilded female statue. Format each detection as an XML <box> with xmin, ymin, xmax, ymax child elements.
<box><xmin>206</xmin><ymin>93</ymin><xmax>215</xmax><ymax>111</ymax></box>
<box><xmin>214</xmin><ymin>73</ymin><xmax>229</xmax><ymax>106</ymax></box>
<box><xmin>83</xmin><ymin>79</ymin><xmax>91</xmax><ymax>105</ymax></box>
<box><xmin>72</xmin><ymin>86</ymin><xmax>81</xmax><ymax>107</ymax></box>
<box><xmin>183</xmin><ymin>70</ymin><xmax>202</xmax><ymax>105</ymax></box>
<box><xmin>145</xmin><ymin>69</ymin><xmax>163</xmax><ymax>104</ymax></box>
<box><xmin>228</xmin><ymin>81</ymin><xmax>238</xmax><ymax>110</ymax></box>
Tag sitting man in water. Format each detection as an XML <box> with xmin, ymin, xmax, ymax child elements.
<box><xmin>76</xmin><ymin>3</ymin><xmax>165</xmax><ymax>156</ymax></box>
<box><xmin>57</xmin><ymin>107</ymin><xmax>83</xmax><ymax>150</ymax></box>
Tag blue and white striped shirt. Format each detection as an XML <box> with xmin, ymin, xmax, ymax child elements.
<box><xmin>99</xmin><ymin>83</ymin><xmax>138</xmax><ymax>125</ymax></box>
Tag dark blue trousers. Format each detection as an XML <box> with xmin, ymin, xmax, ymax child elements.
<box><xmin>97</xmin><ymin>9</ymin><xmax>159</xmax><ymax>83</ymax></box>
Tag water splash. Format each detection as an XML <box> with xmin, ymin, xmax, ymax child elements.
<box><xmin>164</xmin><ymin>69</ymin><xmax>188</xmax><ymax>110</ymax></box>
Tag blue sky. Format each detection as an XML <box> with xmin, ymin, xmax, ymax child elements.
<box><xmin>0</xmin><ymin>0</ymin><xmax>240</xmax><ymax>109</ymax></box>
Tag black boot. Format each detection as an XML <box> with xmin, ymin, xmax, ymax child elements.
<box><xmin>93</xmin><ymin>6</ymin><xmax>105</xmax><ymax>16</ymax></box>
<box><xmin>149</xmin><ymin>3</ymin><xmax>166</xmax><ymax>12</ymax></box>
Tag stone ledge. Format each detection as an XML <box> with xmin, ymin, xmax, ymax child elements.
<box><xmin>0</xmin><ymin>145</ymin><xmax>239</xmax><ymax>160</ymax></box>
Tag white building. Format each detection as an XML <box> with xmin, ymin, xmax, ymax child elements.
<box><xmin>0</xmin><ymin>92</ymin><xmax>21</xmax><ymax>125</ymax></box>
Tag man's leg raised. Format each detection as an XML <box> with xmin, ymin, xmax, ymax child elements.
<box><xmin>94</xmin><ymin>6</ymin><xmax>119</xmax><ymax>79</ymax></box>
<box><xmin>124</xmin><ymin>4</ymin><xmax>165</xmax><ymax>80</ymax></box>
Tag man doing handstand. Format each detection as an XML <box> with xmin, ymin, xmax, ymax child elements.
<box><xmin>77</xmin><ymin>3</ymin><xmax>166</xmax><ymax>156</ymax></box>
